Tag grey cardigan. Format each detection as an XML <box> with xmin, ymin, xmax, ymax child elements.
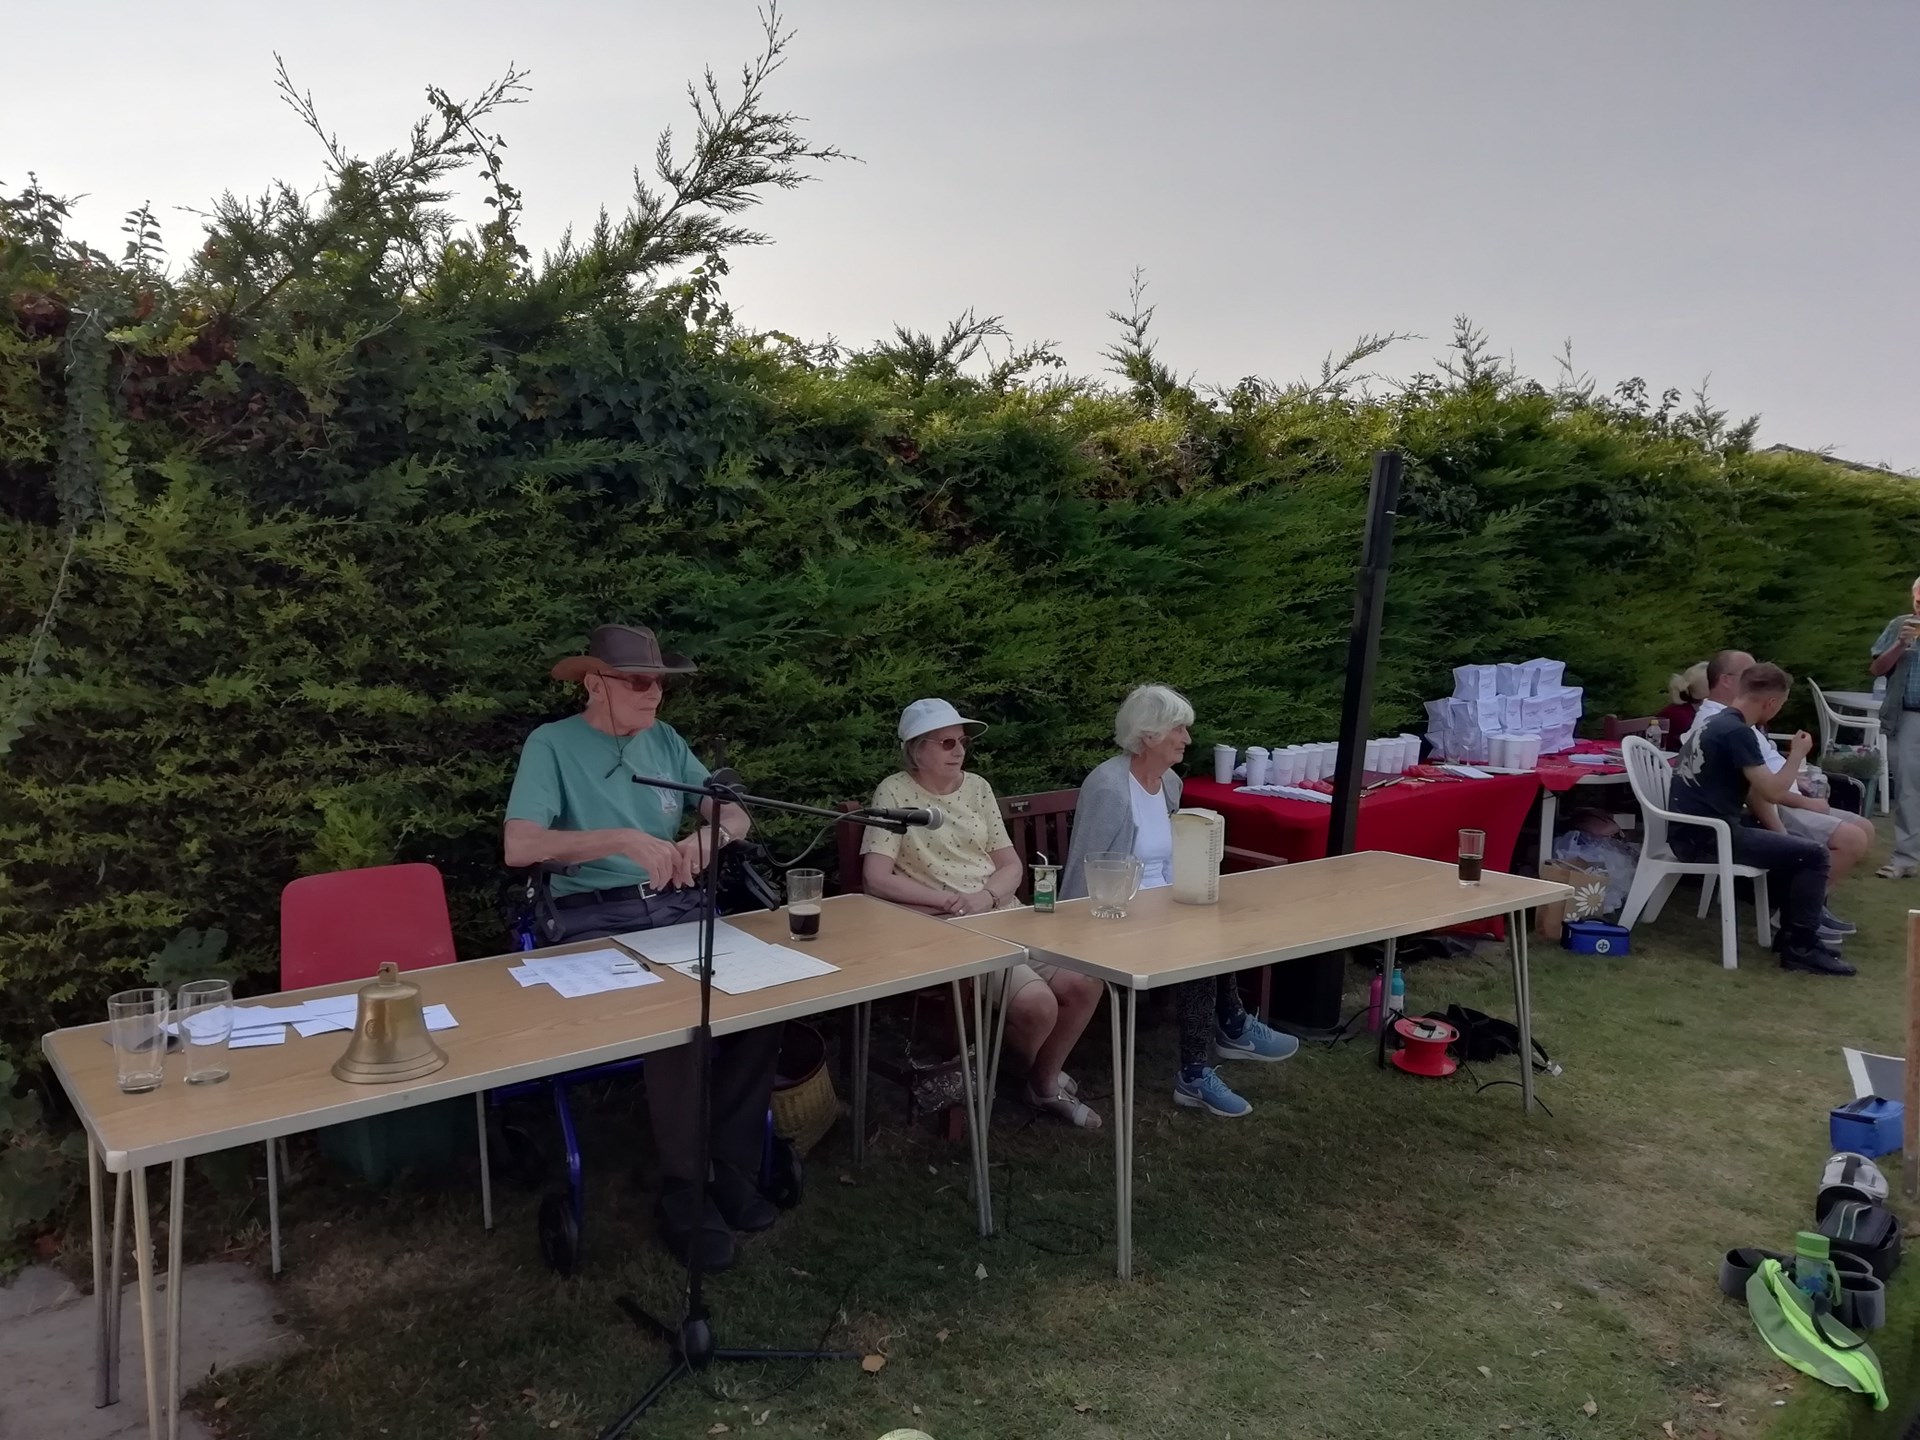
<box><xmin>1060</xmin><ymin>754</ymin><xmax>1182</xmax><ymax>900</ymax></box>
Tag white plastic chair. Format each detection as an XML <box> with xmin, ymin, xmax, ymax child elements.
<box><xmin>1810</xmin><ymin>679</ymin><xmax>1890</xmax><ymax>815</ymax></box>
<box><xmin>1617</xmin><ymin>736</ymin><xmax>1771</xmax><ymax>970</ymax></box>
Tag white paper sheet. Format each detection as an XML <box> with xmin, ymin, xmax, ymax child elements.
<box><xmin>514</xmin><ymin>947</ymin><xmax>663</xmax><ymax>998</ymax></box>
<box><xmin>292</xmin><ymin>1016</ymin><xmax>352</xmax><ymax>1039</ymax></box>
<box><xmin>665</xmin><ymin>942</ymin><xmax>840</xmax><ymax>995</ymax></box>
<box><xmin>229</xmin><ymin>1026</ymin><xmax>287</xmax><ymax>1048</ymax></box>
<box><xmin>613</xmin><ymin>922</ymin><xmax>765</xmax><ymax>968</ymax></box>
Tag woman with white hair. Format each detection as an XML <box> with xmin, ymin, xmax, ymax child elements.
<box><xmin>863</xmin><ymin>699</ymin><xmax>1105</xmax><ymax>1129</ymax></box>
<box><xmin>1062</xmin><ymin>684</ymin><xmax>1298</xmax><ymax>1119</ymax></box>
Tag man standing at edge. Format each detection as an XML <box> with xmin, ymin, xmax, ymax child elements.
<box><xmin>504</xmin><ymin>624</ymin><xmax>780</xmax><ymax>1272</ymax></box>
<box><xmin>1869</xmin><ymin>578</ymin><xmax>1920</xmax><ymax>879</ymax></box>
<box><xmin>1669</xmin><ymin>662</ymin><xmax>1852</xmax><ymax>975</ymax></box>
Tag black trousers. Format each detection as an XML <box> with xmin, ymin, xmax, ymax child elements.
<box><xmin>1671</xmin><ymin>821</ymin><xmax>1830</xmax><ymax>939</ymax></box>
<box><xmin>550</xmin><ymin>892</ymin><xmax>782</xmax><ymax>1185</ymax></box>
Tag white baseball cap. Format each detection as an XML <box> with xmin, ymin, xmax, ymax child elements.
<box><xmin>897</xmin><ymin>697</ymin><xmax>988</xmax><ymax>743</ymax></box>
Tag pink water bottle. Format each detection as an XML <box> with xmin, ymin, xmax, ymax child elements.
<box><xmin>1367</xmin><ymin>973</ymin><xmax>1385</xmax><ymax>1033</ymax></box>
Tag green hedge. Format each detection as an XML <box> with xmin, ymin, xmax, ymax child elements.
<box><xmin>5</xmin><ymin>84</ymin><xmax>1920</xmax><ymax>1094</ymax></box>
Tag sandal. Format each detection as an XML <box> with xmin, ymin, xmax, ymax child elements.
<box><xmin>1878</xmin><ymin>861</ymin><xmax>1916</xmax><ymax>879</ymax></box>
<box><xmin>1023</xmin><ymin>1080</ymin><xmax>1102</xmax><ymax>1130</ymax></box>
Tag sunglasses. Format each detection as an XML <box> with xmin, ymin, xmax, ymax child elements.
<box><xmin>927</xmin><ymin>735</ymin><xmax>967</xmax><ymax>752</ymax></box>
<box><xmin>606</xmin><ymin>673</ymin><xmax>664</xmax><ymax>694</ymax></box>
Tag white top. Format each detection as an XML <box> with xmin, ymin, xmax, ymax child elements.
<box><xmin>1129</xmin><ymin>774</ymin><xmax>1174</xmax><ymax>889</ymax></box>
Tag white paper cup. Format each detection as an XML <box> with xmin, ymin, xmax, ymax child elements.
<box><xmin>1213</xmin><ymin>744</ymin><xmax>1236</xmax><ymax>784</ymax></box>
<box><xmin>1246</xmin><ymin>747</ymin><xmax>1270</xmax><ymax>787</ymax></box>
<box><xmin>1280</xmin><ymin>748</ymin><xmax>1303</xmax><ymax>785</ymax></box>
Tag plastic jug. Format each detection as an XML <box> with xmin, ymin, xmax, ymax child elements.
<box><xmin>1172</xmin><ymin>808</ymin><xmax>1226</xmax><ymax>905</ymax></box>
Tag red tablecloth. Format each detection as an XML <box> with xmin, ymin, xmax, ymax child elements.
<box><xmin>1183</xmin><ymin>774</ymin><xmax>1541</xmax><ymax>871</ymax></box>
<box><xmin>1536</xmin><ymin>739</ymin><xmax>1626</xmax><ymax>792</ymax></box>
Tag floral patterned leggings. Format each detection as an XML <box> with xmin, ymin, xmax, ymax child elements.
<box><xmin>1177</xmin><ymin>974</ymin><xmax>1248</xmax><ymax>1072</ymax></box>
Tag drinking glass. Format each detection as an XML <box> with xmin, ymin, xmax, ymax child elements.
<box><xmin>177</xmin><ymin>979</ymin><xmax>235</xmax><ymax>1085</ymax></box>
<box><xmin>1458</xmin><ymin>829</ymin><xmax>1486</xmax><ymax>887</ymax></box>
<box><xmin>1085</xmin><ymin>852</ymin><xmax>1144</xmax><ymax>919</ymax></box>
<box><xmin>786</xmin><ymin>868</ymin><xmax>825</xmax><ymax>941</ymax></box>
<box><xmin>107</xmin><ymin>987</ymin><xmax>170</xmax><ymax>1094</ymax></box>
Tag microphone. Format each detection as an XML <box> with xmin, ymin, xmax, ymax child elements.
<box><xmin>859</xmin><ymin>805</ymin><xmax>946</xmax><ymax>830</ymax></box>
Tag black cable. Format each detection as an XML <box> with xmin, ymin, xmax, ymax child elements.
<box><xmin>771</xmin><ymin>817</ymin><xmax>842</xmax><ymax>871</ymax></box>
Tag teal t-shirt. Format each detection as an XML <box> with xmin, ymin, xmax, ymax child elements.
<box><xmin>505</xmin><ymin>714</ymin><xmax>711</xmax><ymax>896</ymax></box>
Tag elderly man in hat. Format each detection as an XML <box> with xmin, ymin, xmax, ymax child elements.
<box><xmin>504</xmin><ymin>624</ymin><xmax>776</xmax><ymax>1272</ymax></box>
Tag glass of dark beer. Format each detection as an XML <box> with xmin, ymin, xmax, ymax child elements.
<box><xmin>787</xmin><ymin>868</ymin><xmax>824</xmax><ymax>941</ymax></box>
<box><xmin>1458</xmin><ymin>829</ymin><xmax>1485</xmax><ymax>887</ymax></box>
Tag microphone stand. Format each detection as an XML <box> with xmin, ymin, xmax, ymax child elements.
<box><xmin>595</xmin><ymin>772</ymin><xmax>910</xmax><ymax>1440</ymax></box>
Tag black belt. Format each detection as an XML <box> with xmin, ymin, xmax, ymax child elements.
<box><xmin>553</xmin><ymin>883</ymin><xmax>655</xmax><ymax>911</ymax></box>
<box><xmin>1720</xmin><ymin>1247</ymin><xmax>1885</xmax><ymax>1330</ymax></box>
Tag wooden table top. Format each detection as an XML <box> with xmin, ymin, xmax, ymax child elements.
<box><xmin>951</xmin><ymin>851</ymin><xmax>1569</xmax><ymax>989</ymax></box>
<box><xmin>43</xmin><ymin>894</ymin><xmax>1020</xmax><ymax>1172</ymax></box>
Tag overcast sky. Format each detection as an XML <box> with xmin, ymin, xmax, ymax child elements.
<box><xmin>8</xmin><ymin>1</ymin><xmax>1917</xmax><ymax>468</ymax></box>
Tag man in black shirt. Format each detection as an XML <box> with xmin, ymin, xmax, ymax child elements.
<box><xmin>1669</xmin><ymin>662</ymin><xmax>1850</xmax><ymax>975</ymax></box>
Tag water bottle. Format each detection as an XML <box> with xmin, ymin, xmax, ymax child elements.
<box><xmin>1388</xmin><ymin>967</ymin><xmax>1405</xmax><ymax>1021</ymax></box>
<box><xmin>1367</xmin><ymin>973</ymin><xmax>1385</xmax><ymax>1033</ymax></box>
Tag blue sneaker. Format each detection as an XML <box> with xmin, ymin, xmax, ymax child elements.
<box><xmin>1821</xmin><ymin>909</ymin><xmax>1857</xmax><ymax>935</ymax></box>
<box><xmin>1214</xmin><ymin>1014</ymin><xmax>1301</xmax><ymax>1063</ymax></box>
<box><xmin>1173</xmin><ymin>1066</ymin><xmax>1252</xmax><ymax>1118</ymax></box>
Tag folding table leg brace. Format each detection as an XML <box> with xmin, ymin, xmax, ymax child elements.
<box><xmin>1508</xmin><ymin>909</ymin><xmax>1537</xmax><ymax>1115</ymax></box>
<box><xmin>1104</xmin><ymin>981</ymin><xmax>1139</xmax><ymax>1281</ymax></box>
<box><xmin>947</xmin><ymin>975</ymin><xmax>1010</xmax><ymax>1238</ymax></box>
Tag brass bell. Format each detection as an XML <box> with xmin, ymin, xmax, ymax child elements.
<box><xmin>331</xmin><ymin>962</ymin><xmax>449</xmax><ymax>1084</ymax></box>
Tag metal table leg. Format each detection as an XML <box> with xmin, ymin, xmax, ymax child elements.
<box><xmin>165</xmin><ymin>1160</ymin><xmax>184</xmax><ymax>1440</ymax></box>
<box><xmin>970</xmin><ymin>974</ymin><xmax>1008</xmax><ymax>1236</ymax></box>
<box><xmin>1510</xmin><ymin>909</ymin><xmax>1536</xmax><ymax>1114</ymax></box>
<box><xmin>852</xmin><ymin>1001</ymin><xmax>870</xmax><ymax>1166</ymax></box>
<box><xmin>265</xmin><ymin>1140</ymin><xmax>282</xmax><ymax>1277</ymax></box>
<box><xmin>131</xmin><ymin>1166</ymin><xmax>161</xmax><ymax>1440</ymax></box>
<box><xmin>948</xmin><ymin>981</ymin><xmax>990</xmax><ymax>1237</ymax></box>
<box><xmin>89</xmin><ymin>1141</ymin><xmax>108</xmax><ymax>1408</ymax></box>
<box><xmin>475</xmin><ymin>1094</ymin><xmax>494</xmax><ymax>1232</ymax></box>
<box><xmin>1106</xmin><ymin>981</ymin><xmax>1138</xmax><ymax>1280</ymax></box>
<box><xmin>1537</xmin><ymin>791</ymin><xmax>1558</xmax><ymax>877</ymax></box>
<box><xmin>108</xmin><ymin>1170</ymin><xmax>127</xmax><ymax>1405</ymax></box>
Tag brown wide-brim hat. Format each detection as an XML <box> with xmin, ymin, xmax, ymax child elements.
<box><xmin>550</xmin><ymin>624</ymin><xmax>699</xmax><ymax>683</ymax></box>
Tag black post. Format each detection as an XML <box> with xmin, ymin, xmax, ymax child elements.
<box><xmin>1265</xmin><ymin>449</ymin><xmax>1403</xmax><ymax>1034</ymax></box>
<box><xmin>1327</xmin><ymin>449</ymin><xmax>1404</xmax><ymax>854</ymax></box>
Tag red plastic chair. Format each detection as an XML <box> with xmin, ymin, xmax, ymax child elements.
<box><xmin>266</xmin><ymin>863</ymin><xmax>486</xmax><ymax>1274</ymax></box>
<box><xmin>280</xmin><ymin>863</ymin><xmax>458</xmax><ymax>988</ymax></box>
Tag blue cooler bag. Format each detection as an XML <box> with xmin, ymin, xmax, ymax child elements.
<box><xmin>1562</xmin><ymin>919</ymin><xmax>1631</xmax><ymax>955</ymax></box>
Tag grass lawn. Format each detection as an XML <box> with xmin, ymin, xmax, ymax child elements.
<box><xmin>192</xmin><ymin>827</ymin><xmax>1916</xmax><ymax>1440</ymax></box>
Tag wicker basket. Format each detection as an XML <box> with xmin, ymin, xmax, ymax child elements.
<box><xmin>771</xmin><ymin>1021</ymin><xmax>839</xmax><ymax>1155</ymax></box>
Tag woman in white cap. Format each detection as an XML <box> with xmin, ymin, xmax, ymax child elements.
<box><xmin>1062</xmin><ymin>683</ymin><xmax>1298</xmax><ymax>1120</ymax></box>
<box><xmin>862</xmin><ymin>698</ymin><xmax>1104</xmax><ymax>1129</ymax></box>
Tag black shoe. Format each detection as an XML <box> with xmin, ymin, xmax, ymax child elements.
<box><xmin>657</xmin><ymin>1180</ymin><xmax>736</xmax><ymax>1272</ymax></box>
<box><xmin>1777</xmin><ymin>934</ymin><xmax>1857</xmax><ymax>976</ymax></box>
<box><xmin>708</xmin><ymin>1162</ymin><xmax>778</xmax><ymax>1234</ymax></box>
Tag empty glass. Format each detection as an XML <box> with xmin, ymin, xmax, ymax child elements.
<box><xmin>107</xmin><ymin>987</ymin><xmax>170</xmax><ymax>1094</ymax></box>
<box><xmin>177</xmin><ymin>979</ymin><xmax>235</xmax><ymax>1085</ymax></box>
<box><xmin>1085</xmin><ymin>852</ymin><xmax>1144</xmax><ymax>919</ymax></box>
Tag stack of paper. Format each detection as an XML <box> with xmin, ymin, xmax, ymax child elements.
<box><xmin>509</xmin><ymin>946</ymin><xmax>663</xmax><ymax>999</ymax></box>
<box><xmin>1238</xmin><ymin>784</ymin><xmax>1334</xmax><ymax>804</ymax></box>
<box><xmin>188</xmin><ymin>993</ymin><xmax>462</xmax><ymax>1048</ymax></box>
<box><xmin>618</xmin><ymin>921</ymin><xmax>841</xmax><ymax>996</ymax></box>
<box><xmin>1428</xmin><ymin>658</ymin><xmax>1583</xmax><ymax>761</ymax></box>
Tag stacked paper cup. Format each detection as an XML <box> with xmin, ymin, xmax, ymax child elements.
<box><xmin>1246</xmin><ymin>746</ymin><xmax>1270</xmax><ymax>787</ymax></box>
